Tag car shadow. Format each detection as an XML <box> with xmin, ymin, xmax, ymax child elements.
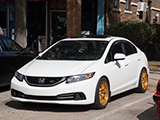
<box><xmin>0</xmin><ymin>85</ymin><xmax>10</xmax><ymax>92</ymax></box>
<box><xmin>110</xmin><ymin>89</ymin><xmax>135</xmax><ymax>102</ymax></box>
<box><xmin>137</xmin><ymin>103</ymin><xmax>159</xmax><ymax>120</ymax></box>
<box><xmin>5</xmin><ymin>101</ymin><xmax>90</xmax><ymax>112</ymax></box>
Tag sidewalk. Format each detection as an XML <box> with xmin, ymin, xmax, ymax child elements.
<box><xmin>149</xmin><ymin>61</ymin><xmax>160</xmax><ymax>71</ymax></box>
<box><xmin>148</xmin><ymin>70</ymin><xmax>160</xmax><ymax>91</ymax></box>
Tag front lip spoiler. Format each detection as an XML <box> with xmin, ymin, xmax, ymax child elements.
<box><xmin>11</xmin><ymin>89</ymin><xmax>86</xmax><ymax>101</ymax></box>
<box><xmin>153</xmin><ymin>93</ymin><xmax>160</xmax><ymax>117</ymax></box>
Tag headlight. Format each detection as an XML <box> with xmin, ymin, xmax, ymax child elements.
<box><xmin>66</xmin><ymin>72</ymin><xmax>95</xmax><ymax>83</ymax></box>
<box><xmin>15</xmin><ymin>71</ymin><xmax>24</xmax><ymax>82</ymax></box>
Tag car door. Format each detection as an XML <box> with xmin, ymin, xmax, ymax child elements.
<box><xmin>104</xmin><ymin>40</ymin><xmax>129</xmax><ymax>95</ymax></box>
<box><xmin>0</xmin><ymin>38</ymin><xmax>16</xmax><ymax>86</ymax></box>
<box><xmin>122</xmin><ymin>41</ymin><xmax>140</xmax><ymax>86</ymax></box>
<box><xmin>1</xmin><ymin>37</ymin><xmax>34</xmax><ymax>71</ymax></box>
<box><xmin>0</xmin><ymin>37</ymin><xmax>34</xmax><ymax>86</ymax></box>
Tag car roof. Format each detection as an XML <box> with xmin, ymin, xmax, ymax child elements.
<box><xmin>61</xmin><ymin>35</ymin><xmax>128</xmax><ymax>42</ymax></box>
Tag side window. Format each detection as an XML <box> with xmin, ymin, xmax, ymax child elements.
<box><xmin>0</xmin><ymin>44</ymin><xmax>3</xmax><ymax>52</ymax></box>
<box><xmin>111</xmin><ymin>42</ymin><xmax>123</xmax><ymax>56</ymax></box>
<box><xmin>125</xmin><ymin>0</ymin><xmax>131</xmax><ymax>11</ymax></box>
<box><xmin>1</xmin><ymin>37</ymin><xmax>23</xmax><ymax>52</ymax></box>
<box><xmin>106</xmin><ymin>41</ymin><xmax>123</xmax><ymax>63</ymax></box>
<box><xmin>132</xmin><ymin>44</ymin><xmax>137</xmax><ymax>53</ymax></box>
<box><xmin>0</xmin><ymin>40</ymin><xmax>5</xmax><ymax>52</ymax></box>
<box><xmin>124</xmin><ymin>43</ymin><xmax>133</xmax><ymax>56</ymax></box>
<box><xmin>123</xmin><ymin>42</ymin><xmax>137</xmax><ymax>56</ymax></box>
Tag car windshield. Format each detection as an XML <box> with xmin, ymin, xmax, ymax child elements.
<box><xmin>1</xmin><ymin>37</ymin><xmax>23</xmax><ymax>51</ymax></box>
<box><xmin>37</xmin><ymin>40</ymin><xmax>108</xmax><ymax>60</ymax></box>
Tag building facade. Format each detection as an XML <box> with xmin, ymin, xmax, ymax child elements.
<box><xmin>0</xmin><ymin>0</ymin><xmax>160</xmax><ymax>52</ymax></box>
<box><xmin>106</xmin><ymin>0</ymin><xmax>160</xmax><ymax>25</ymax></box>
<box><xmin>119</xmin><ymin>0</ymin><xmax>160</xmax><ymax>24</ymax></box>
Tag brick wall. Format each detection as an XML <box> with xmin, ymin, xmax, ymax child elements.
<box><xmin>107</xmin><ymin>0</ymin><xmax>160</xmax><ymax>25</ymax></box>
<box><xmin>49</xmin><ymin>0</ymin><xmax>160</xmax><ymax>39</ymax></box>
<box><xmin>150</xmin><ymin>0</ymin><xmax>160</xmax><ymax>24</ymax></box>
<box><xmin>119</xmin><ymin>0</ymin><xmax>147</xmax><ymax>22</ymax></box>
<box><xmin>50</xmin><ymin>0</ymin><xmax>66</xmax><ymax>10</ymax></box>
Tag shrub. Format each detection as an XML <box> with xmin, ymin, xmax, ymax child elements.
<box><xmin>105</xmin><ymin>21</ymin><xmax>160</xmax><ymax>60</ymax></box>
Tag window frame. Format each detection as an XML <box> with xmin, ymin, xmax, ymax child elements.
<box><xmin>105</xmin><ymin>40</ymin><xmax>138</xmax><ymax>63</ymax></box>
<box><xmin>105</xmin><ymin>40</ymin><xmax>124</xmax><ymax>63</ymax></box>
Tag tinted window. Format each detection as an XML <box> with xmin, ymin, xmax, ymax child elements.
<box><xmin>0</xmin><ymin>40</ymin><xmax>4</xmax><ymax>52</ymax></box>
<box><xmin>124</xmin><ymin>43</ymin><xmax>133</xmax><ymax>55</ymax></box>
<box><xmin>1</xmin><ymin>37</ymin><xmax>23</xmax><ymax>51</ymax></box>
<box><xmin>0</xmin><ymin>45</ymin><xmax>3</xmax><ymax>52</ymax></box>
<box><xmin>111</xmin><ymin>42</ymin><xmax>123</xmax><ymax>55</ymax></box>
<box><xmin>106</xmin><ymin>41</ymin><xmax>123</xmax><ymax>62</ymax></box>
<box><xmin>38</xmin><ymin>40</ymin><xmax>108</xmax><ymax>60</ymax></box>
<box><xmin>124</xmin><ymin>42</ymin><xmax>137</xmax><ymax>56</ymax></box>
<box><xmin>132</xmin><ymin>44</ymin><xmax>137</xmax><ymax>53</ymax></box>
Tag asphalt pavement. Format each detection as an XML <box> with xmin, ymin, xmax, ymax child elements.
<box><xmin>0</xmin><ymin>70</ymin><xmax>159</xmax><ymax>120</ymax></box>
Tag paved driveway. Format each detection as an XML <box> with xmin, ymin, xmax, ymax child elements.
<box><xmin>0</xmin><ymin>71</ymin><xmax>159</xmax><ymax>120</ymax></box>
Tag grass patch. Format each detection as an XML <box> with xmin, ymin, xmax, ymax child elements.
<box><xmin>148</xmin><ymin>61</ymin><xmax>160</xmax><ymax>71</ymax></box>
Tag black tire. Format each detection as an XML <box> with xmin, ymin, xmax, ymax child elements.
<box><xmin>136</xmin><ymin>68</ymin><xmax>148</xmax><ymax>93</ymax></box>
<box><xmin>93</xmin><ymin>77</ymin><xmax>110</xmax><ymax>109</ymax></box>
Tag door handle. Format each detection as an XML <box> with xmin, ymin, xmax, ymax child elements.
<box><xmin>137</xmin><ymin>58</ymin><xmax>141</xmax><ymax>61</ymax></box>
<box><xmin>125</xmin><ymin>62</ymin><xmax>129</xmax><ymax>66</ymax></box>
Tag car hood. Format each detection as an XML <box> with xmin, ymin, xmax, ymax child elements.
<box><xmin>18</xmin><ymin>59</ymin><xmax>96</xmax><ymax>77</ymax></box>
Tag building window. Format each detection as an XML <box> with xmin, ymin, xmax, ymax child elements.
<box><xmin>113</xmin><ymin>0</ymin><xmax>120</xmax><ymax>9</ymax></box>
<box><xmin>125</xmin><ymin>0</ymin><xmax>131</xmax><ymax>11</ymax></box>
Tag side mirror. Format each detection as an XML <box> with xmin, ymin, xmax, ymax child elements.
<box><xmin>114</xmin><ymin>53</ymin><xmax>126</xmax><ymax>61</ymax></box>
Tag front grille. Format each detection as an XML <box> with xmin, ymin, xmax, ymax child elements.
<box><xmin>25</xmin><ymin>76</ymin><xmax>66</xmax><ymax>87</ymax></box>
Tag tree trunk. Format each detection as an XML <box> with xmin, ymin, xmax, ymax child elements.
<box><xmin>14</xmin><ymin>0</ymin><xmax>27</xmax><ymax>48</ymax></box>
<box><xmin>66</xmin><ymin>0</ymin><xmax>81</xmax><ymax>37</ymax></box>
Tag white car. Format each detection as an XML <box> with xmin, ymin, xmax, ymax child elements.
<box><xmin>11</xmin><ymin>36</ymin><xmax>149</xmax><ymax>109</ymax></box>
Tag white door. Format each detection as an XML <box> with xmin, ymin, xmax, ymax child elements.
<box><xmin>122</xmin><ymin>41</ymin><xmax>141</xmax><ymax>86</ymax></box>
<box><xmin>105</xmin><ymin>41</ymin><xmax>130</xmax><ymax>95</ymax></box>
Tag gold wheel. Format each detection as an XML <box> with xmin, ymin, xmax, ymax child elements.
<box><xmin>141</xmin><ymin>70</ymin><xmax>148</xmax><ymax>90</ymax></box>
<box><xmin>98</xmin><ymin>81</ymin><xmax>109</xmax><ymax>106</ymax></box>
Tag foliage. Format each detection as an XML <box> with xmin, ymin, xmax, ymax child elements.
<box><xmin>106</xmin><ymin>21</ymin><xmax>160</xmax><ymax>60</ymax></box>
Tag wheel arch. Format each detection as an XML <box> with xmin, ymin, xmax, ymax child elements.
<box><xmin>92</xmin><ymin>75</ymin><xmax>111</xmax><ymax>108</ymax></box>
<box><xmin>136</xmin><ymin>66</ymin><xmax>149</xmax><ymax>93</ymax></box>
<box><xmin>140</xmin><ymin>67</ymin><xmax>149</xmax><ymax>78</ymax></box>
<box><xmin>98</xmin><ymin>76</ymin><xmax>111</xmax><ymax>97</ymax></box>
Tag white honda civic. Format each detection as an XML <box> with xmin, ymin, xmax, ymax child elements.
<box><xmin>11</xmin><ymin>36</ymin><xmax>149</xmax><ymax>109</ymax></box>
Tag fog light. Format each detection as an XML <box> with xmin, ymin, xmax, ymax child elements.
<box><xmin>74</xmin><ymin>93</ymin><xmax>81</xmax><ymax>100</ymax></box>
<box><xmin>11</xmin><ymin>89</ymin><xmax>17</xmax><ymax>97</ymax></box>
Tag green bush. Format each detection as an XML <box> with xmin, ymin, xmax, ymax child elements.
<box><xmin>105</xmin><ymin>21</ymin><xmax>160</xmax><ymax>60</ymax></box>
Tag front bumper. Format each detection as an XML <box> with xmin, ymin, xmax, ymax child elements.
<box><xmin>11</xmin><ymin>76</ymin><xmax>96</xmax><ymax>105</ymax></box>
<box><xmin>153</xmin><ymin>93</ymin><xmax>160</xmax><ymax>117</ymax></box>
<box><xmin>153</xmin><ymin>94</ymin><xmax>160</xmax><ymax>102</ymax></box>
